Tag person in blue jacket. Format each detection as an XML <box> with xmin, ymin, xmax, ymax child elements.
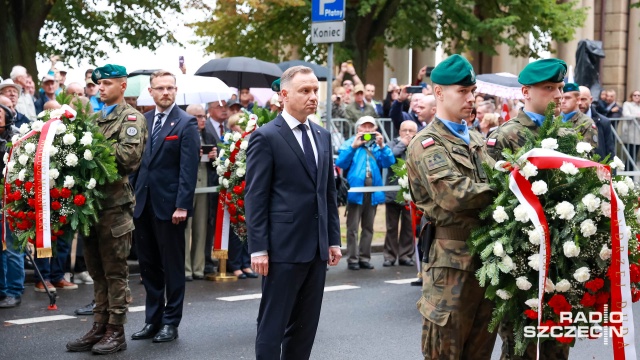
<box><xmin>336</xmin><ymin>116</ymin><xmax>395</xmax><ymax>270</ymax></box>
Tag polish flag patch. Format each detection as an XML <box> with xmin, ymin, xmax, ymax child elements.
<box><xmin>487</xmin><ymin>138</ymin><xmax>497</xmax><ymax>147</ymax></box>
<box><xmin>421</xmin><ymin>137</ymin><xmax>435</xmax><ymax>148</ymax></box>
<box><xmin>592</xmin><ymin>123</ymin><xmax>597</xmax><ymax>129</ymax></box>
<box><xmin>127</xmin><ymin>115</ymin><xmax>137</xmax><ymax>121</ymax></box>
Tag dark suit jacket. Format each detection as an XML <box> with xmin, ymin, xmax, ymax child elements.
<box><xmin>244</xmin><ymin>115</ymin><xmax>341</xmax><ymax>263</ymax></box>
<box><xmin>204</xmin><ymin>118</ymin><xmax>226</xmax><ymax>186</ymax></box>
<box><xmin>590</xmin><ymin>104</ymin><xmax>615</xmax><ymax>161</ymax></box>
<box><xmin>132</xmin><ymin>104</ymin><xmax>200</xmax><ymax>221</ymax></box>
<box><xmin>389</xmin><ymin>100</ymin><xmax>421</xmax><ymax>131</ymax></box>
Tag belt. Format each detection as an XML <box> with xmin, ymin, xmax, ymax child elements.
<box><xmin>434</xmin><ymin>227</ymin><xmax>470</xmax><ymax>241</ymax></box>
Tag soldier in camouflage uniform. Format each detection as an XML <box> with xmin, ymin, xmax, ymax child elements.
<box><xmin>67</xmin><ymin>64</ymin><xmax>147</xmax><ymax>355</ymax></box>
<box><xmin>406</xmin><ymin>54</ymin><xmax>498</xmax><ymax>359</ymax></box>
<box><xmin>560</xmin><ymin>83</ymin><xmax>598</xmax><ymax>149</ymax></box>
<box><xmin>487</xmin><ymin>59</ymin><xmax>571</xmax><ymax>360</ymax></box>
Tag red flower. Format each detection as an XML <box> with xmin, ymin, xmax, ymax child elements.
<box><xmin>16</xmin><ymin>221</ymin><xmax>28</xmax><ymax>230</ymax></box>
<box><xmin>580</xmin><ymin>292</ymin><xmax>596</xmax><ymax>307</ymax></box>
<box><xmin>50</xmin><ymin>188</ymin><xmax>60</xmax><ymax>199</ymax></box>
<box><xmin>524</xmin><ymin>309</ymin><xmax>538</xmax><ymax>320</ymax></box>
<box><xmin>241</xmin><ymin>180</ymin><xmax>246</xmax><ymax>189</ymax></box>
<box><xmin>224</xmin><ymin>171</ymin><xmax>231</xmax><ymax>178</ymax></box>
<box><xmin>548</xmin><ymin>294</ymin><xmax>572</xmax><ymax>315</ymax></box>
<box><xmin>64</xmin><ymin>110</ymin><xmax>75</xmax><ymax>119</ymax></box>
<box><xmin>228</xmin><ymin>204</ymin><xmax>237</xmax><ymax>215</ymax></box>
<box><xmin>17</xmin><ymin>211</ymin><xmax>25</xmax><ymax>219</ymax></box>
<box><xmin>229</xmin><ymin>216</ymin><xmax>237</xmax><ymax>224</ymax></box>
<box><xmin>60</xmin><ymin>188</ymin><xmax>72</xmax><ymax>198</ymax></box>
<box><xmin>51</xmin><ymin>201</ymin><xmax>62</xmax><ymax>211</ymax></box>
<box><xmin>229</xmin><ymin>152</ymin><xmax>236</xmax><ymax>163</ymax></box>
<box><xmin>238</xmin><ymin>215</ymin><xmax>245</xmax><ymax>222</ymax></box>
<box><xmin>585</xmin><ymin>278</ymin><xmax>605</xmax><ymax>293</ymax></box>
<box><xmin>556</xmin><ymin>337</ymin><xmax>573</xmax><ymax>344</ymax></box>
<box><xmin>27</xmin><ymin>198</ymin><xmax>35</xmax><ymax>208</ymax></box>
<box><xmin>73</xmin><ymin>194</ymin><xmax>86</xmax><ymax>206</ymax></box>
<box><xmin>233</xmin><ymin>185</ymin><xmax>243</xmax><ymax>195</ymax></box>
<box><xmin>59</xmin><ymin>215</ymin><xmax>67</xmax><ymax>224</ymax></box>
<box><xmin>14</xmin><ymin>179</ymin><xmax>22</xmax><ymax>187</ymax></box>
<box><xmin>226</xmin><ymin>192</ymin><xmax>232</xmax><ymax>201</ymax></box>
<box><xmin>12</xmin><ymin>190</ymin><xmax>20</xmax><ymax>200</ymax></box>
<box><xmin>630</xmin><ymin>264</ymin><xmax>640</xmax><ymax>283</ymax></box>
<box><xmin>51</xmin><ymin>236</ymin><xmax>57</xmax><ymax>241</ymax></box>
<box><xmin>632</xmin><ymin>287</ymin><xmax>640</xmax><ymax>303</ymax></box>
<box><xmin>595</xmin><ymin>292</ymin><xmax>610</xmax><ymax>305</ymax></box>
<box><xmin>54</xmin><ymin>229</ymin><xmax>64</xmax><ymax>236</ymax></box>
<box><xmin>24</xmin><ymin>181</ymin><xmax>33</xmax><ymax>193</ymax></box>
<box><xmin>237</xmin><ymin>199</ymin><xmax>244</xmax><ymax>208</ymax></box>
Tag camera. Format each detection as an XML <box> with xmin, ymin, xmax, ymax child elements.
<box><xmin>406</xmin><ymin>86</ymin><xmax>423</xmax><ymax>94</ymax></box>
<box><xmin>360</xmin><ymin>132</ymin><xmax>377</xmax><ymax>145</ymax></box>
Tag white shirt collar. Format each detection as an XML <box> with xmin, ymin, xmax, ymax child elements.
<box><xmin>282</xmin><ymin>109</ymin><xmax>310</xmax><ymax>131</ymax></box>
<box><xmin>155</xmin><ymin>103</ymin><xmax>176</xmax><ymax>120</ymax></box>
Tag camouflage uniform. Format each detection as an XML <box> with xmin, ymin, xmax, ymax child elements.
<box><xmin>406</xmin><ymin>118</ymin><xmax>497</xmax><ymax>359</ymax></box>
<box><xmin>486</xmin><ymin>110</ymin><xmax>537</xmax><ymax>162</ymax></box>
<box><xmin>566</xmin><ymin>111</ymin><xmax>598</xmax><ymax>149</ymax></box>
<box><xmin>83</xmin><ymin>100</ymin><xmax>147</xmax><ymax>325</ymax></box>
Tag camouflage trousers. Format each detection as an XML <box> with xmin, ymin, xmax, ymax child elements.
<box><xmin>83</xmin><ymin>205</ymin><xmax>134</xmax><ymax>325</ymax></box>
<box><xmin>498</xmin><ymin>321</ymin><xmax>570</xmax><ymax>359</ymax></box>
<box><xmin>418</xmin><ymin>265</ymin><xmax>497</xmax><ymax>359</ymax></box>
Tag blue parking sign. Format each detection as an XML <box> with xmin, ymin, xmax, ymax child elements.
<box><xmin>311</xmin><ymin>0</ymin><xmax>345</xmax><ymax>22</ymax></box>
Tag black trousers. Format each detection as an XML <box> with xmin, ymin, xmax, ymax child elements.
<box><xmin>255</xmin><ymin>255</ymin><xmax>326</xmax><ymax>360</ymax></box>
<box><xmin>134</xmin><ymin>199</ymin><xmax>187</xmax><ymax>327</ymax></box>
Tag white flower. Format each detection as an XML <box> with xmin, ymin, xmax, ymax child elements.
<box><xmin>62</xmin><ymin>133</ymin><xmax>76</xmax><ymax>145</ymax></box>
<box><xmin>24</xmin><ymin>143</ymin><xmax>36</xmax><ymax>154</ymax></box>
<box><xmin>573</xmin><ymin>267</ymin><xmax>591</xmax><ymax>282</ymax></box>
<box><xmin>624</xmin><ymin>176</ymin><xmax>635</xmax><ymax>190</ymax></box>
<box><xmin>527</xmin><ymin>229</ymin><xmax>541</xmax><ymax>245</ymax></box>
<box><xmin>525</xmin><ymin>298</ymin><xmax>540</xmax><ymax>309</ymax></box>
<box><xmin>238</xmin><ymin>116</ymin><xmax>245</xmax><ymax>124</ymax></box>
<box><xmin>18</xmin><ymin>154</ymin><xmax>29</xmax><ymax>165</ymax></box>
<box><xmin>528</xmin><ymin>254</ymin><xmax>541</xmax><ymax>271</ymax></box>
<box><xmin>599</xmin><ymin>245</ymin><xmax>612</xmax><ymax>260</ymax></box>
<box><xmin>3</xmin><ymin>152</ymin><xmax>8</xmax><ymax>164</ymax></box>
<box><xmin>246</xmin><ymin>119</ymin><xmax>257</xmax><ymax>132</ymax></box>
<box><xmin>37</xmin><ymin>110</ymin><xmax>47</xmax><ymax>119</ymax></box>
<box><xmin>218</xmin><ymin>149</ymin><xmax>226</xmax><ymax>159</ymax></box>
<box><xmin>6</xmin><ymin>161</ymin><xmax>15</xmax><ymax>173</ymax></box>
<box><xmin>601</xmin><ymin>201</ymin><xmax>611</xmax><ymax>218</ymax></box>
<box><xmin>11</xmin><ymin>135</ymin><xmax>19</xmax><ymax>143</ymax></box>
<box><xmin>492</xmin><ymin>206</ymin><xmax>509</xmax><ymax>223</ymax></box>
<box><xmin>501</xmin><ymin>255</ymin><xmax>516</xmax><ymax>272</ymax></box>
<box><xmin>398</xmin><ymin>177</ymin><xmax>408</xmax><ymax>188</ymax></box>
<box><xmin>17</xmin><ymin>169</ymin><xmax>26</xmax><ymax>182</ymax></box>
<box><xmin>541</xmin><ymin>138</ymin><xmax>559</xmax><ymax>150</ymax></box>
<box><xmin>218</xmin><ymin>176</ymin><xmax>224</xmax><ymax>185</ymax></box>
<box><xmin>19</xmin><ymin>123</ymin><xmax>29</xmax><ymax>135</ymax></box>
<box><xmin>65</xmin><ymin>153</ymin><xmax>78</xmax><ymax>167</ymax></box>
<box><xmin>403</xmin><ymin>192</ymin><xmax>413</xmax><ymax>202</ymax></box>
<box><xmin>563</xmin><ymin>241</ymin><xmax>580</xmax><ymax>258</ymax></box>
<box><xmin>494</xmin><ymin>160</ymin><xmax>508</xmax><ymax>172</ymax></box>
<box><xmin>579</xmin><ymin>219</ymin><xmax>597</xmax><ymax>237</ymax></box>
<box><xmin>560</xmin><ymin>162</ymin><xmax>579</xmax><ymax>175</ymax></box>
<box><xmin>229</xmin><ymin>142</ymin><xmax>236</xmax><ymax>152</ymax></box>
<box><xmin>555</xmin><ymin>279</ymin><xmax>571</xmax><ymax>292</ymax></box>
<box><xmin>582</xmin><ymin>194</ymin><xmax>601</xmax><ymax>212</ymax></box>
<box><xmin>520</xmin><ymin>162</ymin><xmax>538</xmax><ymax>179</ymax></box>
<box><xmin>614</xmin><ymin>181</ymin><xmax>629</xmax><ymax>197</ymax></box>
<box><xmin>514</xmin><ymin>204</ymin><xmax>530</xmax><ymax>223</ymax></box>
<box><xmin>496</xmin><ymin>289</ymin><xmax>512</xmax><ymax>300</ymax></box>
<box><xmin>49</xmin><ymin>145</ymin><xmax>59</xmax><ymax>157</ymax></box>
<box><xmin>63</xmin><ymin>175</ymin><xmax>75</xmax><ymax>188</ymax></box>
<box><xmin>49</xmin><ymin>168</ymin><xmax>59</xmax><ymax>180</ymax></box>
<box><xmin>31</xmin><ymin>120</ymin><xmax>44</xmax><ymax>132</ymax></box>
<box><xmin>87</xmin><ymin>178</ymin><xmax>96</xmax><ymax>190</ymax></box>
<box><xmin>224</xmin><ymin>159</ymin><xmax>230</xmax><ymax>168</ymax></box>
<box><xmin>80</xmin><ymin>134</ymin><xmax>93</xmax><ymax>146</ymax></box>
<box><xmin>555</xmin><ymin>201</ymin><xmax>576</xmax><ymax>220</ymax></box>
<box><xmin>249</xmin><ymin>114</ymin><xmax>258</xmax><ymax>122</ymax></box>
<box><xmin>83</xmin><ymin>149</ymin><xmax>93</xmax><ymax>161</ymax></box>
<box><xmin>545</xmin><ymin>278</ymin><xmax>555</xmax><ymax>293</ymax></box>
<box><xmin>240</xmin><ymin>140</ymin><xmax>249</xmax><ymax>150</ymax></box>
<box><xmin>610</xmin><ymin>156</ymin><xmax>625</xmax><ymax>170</ymax></box>
<box><xmin>216</xmin><ymin>166</ymin><xmax>225</xmax><ymax>176</ymax></box>
<box><xmin>55</xmin><ymin>124</ymin><xmax>66</xmax><ymax>135</ymax></box>
<box><xmin>235</xmin><ymin>167</ymin><xmax>246</xmax><ymax>177</ymax></box>
<box><xmin>531</xmin><ymin>180</ymin><xmax>548</xmax><ymax>195</ymax></box>
<box><xmin>516</xmin><ymin>276</ymin><xmax>532</xmax><ymax>290</ymax></box>
<box><xmin>222</xmin><ymin>178</ymin><xmax>229</xmax><ymax>188</ymax></box>
<box><xmin>599</xmin><ymin>184</ymin><xmax>611</xmax><ymax>200</ymax></box>
<box><xmin>493</xmin><ymin>242</ymin><xmax>505</xmax><ymax>257</ymax></box>
<box><xmin>49</xmin><ymin>108</ymin><xmax>64</xmax><ymax>119</ymax></box>
<box><xmin>233</xmin><ymin>132</ymin><xmax>242</xmax><ymax>142</ymax></box>
<box><xmin>223</xmin><ymin>133</ymin><xmax>232</xmax><ymax>142</ymax></box>
<box><xmin>576</xmin><ymin>142</ymin><xmax>593</xmax><ymax>154</ymax></box>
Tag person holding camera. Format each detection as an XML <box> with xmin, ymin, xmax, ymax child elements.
<box><xmin>336</xmin><ymin>116</ymin><xmax>395</xmax><ymax>270</ymax></box>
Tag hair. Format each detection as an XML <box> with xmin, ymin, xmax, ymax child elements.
<box><xmin>480</xmin><ymin>100</ymin><xmax>496</xmax><ymax>112</ymax></box>
<box><xmin>630</xmin><ymin>90</ymin><xmax>640</xmax><ymax>101</ymax></box>
<box><xmin>280</xmin><ymin>66</ymin><xmax>314</xmax><ymax>91</ymax></box>
<box><xmin>186</xmin><ymin>104</ymin><xmax>205</xmax><ymax>115</ymax></box>
<box><xmin>227</xmin><ymin>113</ymin><xmax>243</xmax><ymax>128</ymax></box>
<box><xmin>481</xmin><ymin>113</ymin><xmax>500</xmax><ymax>128</ymax></box>
<box><xmin>150</xmin><ymin>70</ymin><xmax>176</xmax><ymax>85</ymax></box>
<box><xmin>85</xmin><ymin>68</ymin><xmax>94</xmax><ymax>76</ymax></box>
<box><xmin>10</xmin><ymin>66</ymin><xmax>27</xmax><ymax>80</ymax></box>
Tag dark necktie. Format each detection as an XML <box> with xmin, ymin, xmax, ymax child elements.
<box><xmin>297</xmin><ymin>123</ymin><xmax>317</xmax><ymax>180</ymax></box>
<box><xmin>219</xmin><ymin>124</ymin><xmax>224</xmax><ymax>138</ymax></box>
<box><xmin>151</xmin><ymin>113</ymin><xmax>164</xmax><ymax>151</ymax></box>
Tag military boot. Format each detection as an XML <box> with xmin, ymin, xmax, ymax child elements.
<box><xmin>91</xmin><ymin>324</ymin><xmax>127</xmax><ymax>355</ymax></box>
<box><xmin>66</xmin><ymin>322</ymin><xmax>107</xmax><ymax>352</ymax></box>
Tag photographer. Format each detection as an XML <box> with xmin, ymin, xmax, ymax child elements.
<box><xmin>330</xmin><ymin>87</ymin><xmax>348</xmax><ymax>119</ymax></box>
<box><xmin>336</xmin><ymin>116</ymin><xmax>395</xmax><ymax>270</ymax></box>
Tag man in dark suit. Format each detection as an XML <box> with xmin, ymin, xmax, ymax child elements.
<box><xmin>245</xmin><ymin>66</ymin><xmax>342</xmax><ymax>360</ymax></box>
<box><xmin>130</xmin><ymin>70</ymin><xmax>200</xmax><ymax>343</ymax></box>
<box><xmin>579</xmin><ymin>86</ymin><xmax>615</xmax><ymax>161</ymax></box>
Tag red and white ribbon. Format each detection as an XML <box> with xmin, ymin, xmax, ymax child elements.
<box><xmin>213</xmin><ymin>189</ymin><xmax>230</xmax><ymax>250</ymax></box>
<box><xmin>509</xmin><ymin>148</ymin><xmax>636</xmax><ymax>360</ymax></box>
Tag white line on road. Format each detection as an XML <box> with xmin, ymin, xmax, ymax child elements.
<box><xmin>384</xmin><ymin>278</ymin><xmax>419</xmax><ymax>284</ymax></box>
<box><xmin>217</xmin><ymin>284</ymin><xmax>361</xmax><ymax>302</ymax></box>
<box><xmin>129</xmin><ymin>306</ymin><xmax>146</xmax><ymax>312</ymax></box>
<box><xmin>5</xmin><ymin>315</ymin><xmax>76</xmax><ymax>325</ymax></box>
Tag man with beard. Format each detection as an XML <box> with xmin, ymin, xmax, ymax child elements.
<box><xmin>579</xmin><ymin>86</ymin><xmax>614</xmax><ymax>162</ymax></box>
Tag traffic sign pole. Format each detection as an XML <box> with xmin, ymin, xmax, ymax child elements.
<box><xmin>325</xmin><ymin>43</ymin><xmax>333</xmax><ymax>132</ymax></box>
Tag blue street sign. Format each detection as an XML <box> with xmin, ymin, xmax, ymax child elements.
<box><xmin>311</xmin><ymin>0</ymin><xmax>345</xmax><ymax>22</ymax></box>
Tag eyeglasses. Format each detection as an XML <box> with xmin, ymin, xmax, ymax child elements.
<box><xmin>195</xmin><ymin>114</ymin><xmax>206</xmax><ymax>119</ymax></box>
<box><xmin>633</xmin><ymin>94</ymin><xmax>640</xmax><ymax>97</ymax></box>
<box><xmin>151</xmin><ymin>86</ymin><xmax>177</xmax><ymax>92</ymax></box>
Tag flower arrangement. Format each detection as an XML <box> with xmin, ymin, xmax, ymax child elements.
<box><xmin>390</xmin><ymin>158</ymin><xmax>412</xmax><ymax>203</ymax></box>
<box><xmin>3</xmin><ymin>97</ymin><xmax>119</xmax><ymax>256</ymax></box>
<box><xmin>469</xmin><ymin>104</ymin><xmax>640</xmax><ymax>355</ymax></box>
<box><xmin>214</xmin><ymin>108</ymin><xmax>278</xmax><ymax>241</ymax></box>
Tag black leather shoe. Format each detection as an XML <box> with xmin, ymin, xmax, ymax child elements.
<box><xmin>382</xmin><ymin>260</ymin><xmax>394</xmax><ymax>267</ymax></box>
<box><xmin>193</xmin><ymin>274</ymin><xmax>204</xmax><ymax>280</ymax></box>
<box><xmin>74</xmin><ymin>300</ymin><xmax>95</xmax><ymax>315</ymax></box>
<box><xmin>411</xmin><ymin>279</ymin><xmax>423</xmax><ymax>287</ymax></box>
<box><xmin>152</xmin><ymin>325</ymin><xmax>178</xmax><ymax>343</ymax></box>
<box><xmin>185</xmin><ymin>276</ymin><xmax>193</xmax><ymax>282</ymax></box>
<box><xmin>347</xmin><ymin>263</ymin><xmax>360</xmax><ymax>270</ymax></box>
<box><xmin>0</xmin><ymin>296</ymin><xmax>21</xmax><ymax>308</ymax></box>
<box><xmin>243</xmin><ymin>271</ymin><xmax>259</xmax><ymax>279</ymax></box>
<box><xmin>399</xmin><ymin>259</ymin><xmax>416</xmax><ymax>266</ymax></box>
<box><xmin>131</xmin><ymin>324</ymin><xmax>159</xmax><ymax>340</ymax></box>
<box><xmin>358</xmin><ymin>261</ymin><xmax>374</xmax><ymax>270</ymax></box>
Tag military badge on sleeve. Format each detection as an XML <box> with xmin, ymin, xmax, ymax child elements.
<box><xmin>126</xmin><ymin>127</ymin><xmax>138</xmax><ymax>136</ymax></box>
<box><xmin>425</xmin><ymin>150</ymin><xmax>448</xmax><ymax>172</ymax></box>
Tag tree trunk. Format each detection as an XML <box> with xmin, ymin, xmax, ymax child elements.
<box><xmin>0</xmin><ymin>0</ymin><xmax>54</xmax><ymax>79</ymax></box>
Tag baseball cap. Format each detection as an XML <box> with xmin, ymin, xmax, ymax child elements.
<box><xmin>355</xmin><ymin>115</ymin><xmax>376</xmax><ymax>127</ymax></box>
<box><xmin>354</xmin><ymin>84</ymin><xmax>365</xmax><ymax>93</ymax></box>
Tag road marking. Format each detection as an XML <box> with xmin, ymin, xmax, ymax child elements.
<box><xmin>5</xmin><ymin>315</ymin><xmax>76</xmax><ymax>325</ymax></box>
<box><xmin>217</xmin><ymin>284</ymin><xmax>361</xmax><ymax>302</ymax></box>
<box><xmin>385</xmin><ymin>278</ymin><xmax>419</xmax><ymax>284</ymax></box>
<box><xmin>129</xmin><ymin>306</ymin><xmax>146</xmax><ymax>312</ymax></box>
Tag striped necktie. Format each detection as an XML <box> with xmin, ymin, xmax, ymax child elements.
<box><xmin>151</xmin><ymin>113</ymin><xmax>165</xmax><ymax>151</ymax></box>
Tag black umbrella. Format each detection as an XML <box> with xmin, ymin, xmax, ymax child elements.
<box><xmin>277</xmin><ymin>60</ymin><xmax>332</xmax><ymax>81</ymax></box>
<box><xmin>195</xmin><ymin>57</ymin><xmax>283</xmax><ymax>89</ymax></box>
<box><xmin>128</xmin><ymin>69</ymin><xmax>159</xmax><ymax>78</ymax></box>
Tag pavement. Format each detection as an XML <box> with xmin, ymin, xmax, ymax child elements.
<box><xmin>3</xmin><ymin>253</ymin><xmax>639</xmax><ymax>360</ymax></box>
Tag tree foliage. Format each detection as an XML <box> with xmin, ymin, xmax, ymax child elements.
<box><xmin>187</xmin><ymin>0</ymin><xmax>586</xmax><ymax>81</ymax></box>
<box><xmin>0</xmin><ymin>0</ymin><xmax>181</xmax><ymax>79</ymax></box>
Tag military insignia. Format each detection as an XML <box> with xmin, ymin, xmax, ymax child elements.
<box><xmin>421</xmin><ymin>137</ymin><xmax>435</xmax><ymax>148</ymax></box>
<box><xmin>558</xmin><ymin>71</ymin><xmax>565</xmax><ymax>82</ymax></box>
<box><xmin>591</xmin><ymin>123</ymin><xmax>596</xmax><ymax>129</ymax></box>
<box><xmin>127</xmin><ymin>115</ymin><xmax>137</xmax><ymax>121</ymax></box>
<box><xmin>126</xmin><ymin>127</ymin><xmax>138</xmax><ymax>136</ymax></box>
<box><xmin>425</xmin><ymin>150</ymin><xmax>448</xmax><ymax>172</ymax></box>
<box><xmin>95</xmin><ymin>70</ymin><xmax>101</xmax><ymax>79</ymax></box>
<box><xmin>593</xmin><ymin>135</ymin><xmax>598</xmax><ymax>143</ymax></box>
<box><xmin>470</xmin><ymin>69</ymin><xmax>476</xmax><ymax>82</ymax></box>
<box><xmin>487</xmin><ymin>138</ymin><xmax>497</xmax><ymax>147</ymax></box>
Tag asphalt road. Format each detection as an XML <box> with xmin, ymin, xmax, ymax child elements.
<box><xmin>1</xmin><ymin>254</ymin><xmax>638</xmax><ymax>359</ymax></box>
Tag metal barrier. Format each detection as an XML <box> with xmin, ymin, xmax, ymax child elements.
<box><xmin>323</xmin><ymin>117</ymin><xmax>398</xmax><ymax>152</ymax></box>
<box><xmin>611</xmin><ymin>117</ymin><xmax>640</xmax><ymax>176</ymax></box>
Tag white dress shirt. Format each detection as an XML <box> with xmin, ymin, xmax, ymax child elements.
<box><xmin>154</xmin><ymin>102</ymin><xmax>176</xmax><ymax>127</ymax></box>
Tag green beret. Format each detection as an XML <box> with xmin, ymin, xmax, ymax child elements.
<box><xmin>92</xmin><ymin>64</ymin><xmax>128</xmax><ymax>84</ymax></box>
<box><xmin>430</xmin><ymin>54</ymin><xmax>476</xmax><ymax>86</ymax></box>
<box><xmin>271</xmin><ymin>78</ymin><xmax>280</xmax><ymax>92</ymax></box>
<box><xmin>563</xmin><ymin>82</ymin><xmax>579</xmax><ymax>93</ymax></box>
<box><xmin>518</xmin><ymin>59</ymin><xmax>567</xmax><ymax>85</ymax></box>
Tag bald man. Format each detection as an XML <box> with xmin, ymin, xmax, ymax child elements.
<box><xmin>415</xmin><ymin>95</ymin><xmax>437</xmax><ymax>126</ymax></box>
<box><xmin>579</xmin><ymin>86</ymin><xmax>615</xmax><ymax>163</ymax></box>
<box><xmin>66</xmin><ymin>82</ymin><xmax>85</xmax><ymax>98</ymax></box>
